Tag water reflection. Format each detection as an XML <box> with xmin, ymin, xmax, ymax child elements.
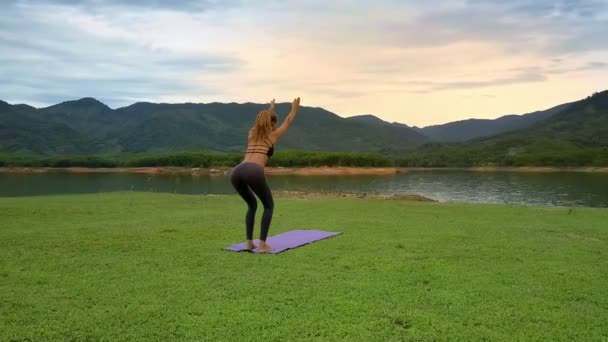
<box><xmin>1</xmin><ymin>171</ymin><xmax>607</xmax><ymax>208</ymax></box>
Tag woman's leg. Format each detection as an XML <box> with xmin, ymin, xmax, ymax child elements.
<box><xmin>230</xmin><ymin>170</ymin><xmax>257</xmax><ymax>241</ymax></box>
<box><xmin>248</xmin><ymin>174</ymin><xmax>274</xmax><ymax>242</ymax></box>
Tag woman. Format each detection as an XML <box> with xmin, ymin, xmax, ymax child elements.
<box><xmin>230</xmin><ymin>97</ymin><xmax>301</xmax><ymax>253</ymax></box>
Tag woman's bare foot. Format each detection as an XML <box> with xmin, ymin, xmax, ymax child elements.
<box><xmin>245</xmin><ymin>240</ymin><xmax>257</xmax><ymax>251</ymax></box>
<box><xmin>257</xmin><ymin>241</ymin><xmax>273</xmax><ymax>254</ymax></box>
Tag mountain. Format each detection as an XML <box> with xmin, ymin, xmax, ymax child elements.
<box><xmin>0</xmin><ymin>100</ymin><xmax>10</xmax><ymax>112</ymax></box>
<box><xmin>347</xmin><ymin>114</ymin><xmax>389</xmax><ymax>126</ymax></box>
<box><xmin>2</xmin><ymin>91</ymin><xmax>605</xmax><ymax>159</ymax></box>
<box><xmin>346</xmin><ymin>114</ymin><xmax>430</xmax><ymax>152</ymax></box>
<box><xmin>112</xmin><ymin>103</ymin><xmax>430</xmax><ymax>153</ymax></box>
<box><xmin>499</xmin><ymin>90</ymin><xmax>608</xmax><ymax>146</ymax></box>
<box><xmin>39</xmin><ymin>98</ymin><xmax>122</xmax><ymax>138</ymax></box>
<box><xmin>400</xmin><ymin>91</ymin><xmax>608</xmax><ymax>166</ymax></box>
<box><xmin>415</xmin><ymin>102</ymin><xmax>573</xmax><ymax>142</ymax></box>
<box><xmin>0</xmin><ymin>99</ymin><xmax>429</xmax><ymax>155</ymax></box>
<box><xmin>0</xmin><ymin>102</ymin><xmax>93</xmax><ymax>155</ymax></box>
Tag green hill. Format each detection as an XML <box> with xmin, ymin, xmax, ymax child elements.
<box><xmin>2</xmin><ymin>90</ymin><xmax>607</xmax><ymax>167</ymax></box>
<box><xmin>111</xmin><ymin>103</ymin><xmax>430</xmax><ymax>153</ymax></box>
<box><xmin>413</xmin><ymin>103</ymin><xmax>572</xmax><ymax>142</ymax></box>
<box><xmin>0</xmin><ymin>102</ymin><xmax>92</xmax><ymax>155</ymax></box>
<box><xmin>0</xmin><ymin>100</ymin><xmax>429</xmax><ymax>155</ymax></box>
<box><xmin>346</xmin><ymin>114</ymin><xmax>430</xmax><ymax>153</ymax></box>
<box><xmin>399</xmin><ymin>91</ymin><xmax>608</xmax><ymax>166</ymax></box>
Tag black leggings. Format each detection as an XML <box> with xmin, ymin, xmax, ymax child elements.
<box><xmin>230</xmin><ymin>162</ymin><xmax>274</xmax><ymax>241</ymax></box>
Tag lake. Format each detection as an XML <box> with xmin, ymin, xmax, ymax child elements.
<box><xmin>1</xmin><ymin>170</ymin><xmax>607</xmax><ymax>208</ymax></box>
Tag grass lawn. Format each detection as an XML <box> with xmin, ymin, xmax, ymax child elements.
<box><xmin>1</xmin><ymin>192</ymin><xmax>607</xmax><ymax>341</ymax></box>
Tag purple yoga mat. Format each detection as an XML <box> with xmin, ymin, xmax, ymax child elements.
<box><xmin>225</xmin><ymin>230</ymin><xmax>342</xmax><ymax>254</ymax></box>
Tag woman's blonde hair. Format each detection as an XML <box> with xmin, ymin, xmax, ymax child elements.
<box><xmin>249</xmin><ymin>110</ymin><xmax>277</xmax><ymax>142</ymax></box>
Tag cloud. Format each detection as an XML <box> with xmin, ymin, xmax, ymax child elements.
<box><xmin>468</xmin><ymin>0</ymin><xmax>608</xmax><ymax>18</ymax></box>
<box><xmin>432</xmin><ymin>72</ymin><xmax>546</xmax><ymax>91</ymax></box>
<box><xmin>9</xmin><ymin>0</ymin><xmax>240</xmax><ymax>12</ymax></box>
<box><xmin>0</xmin><ymin>1</ymin><xmax>243</xmax><ymax>107</ymax></box>
<box><xmin>259</xmin><ymin>0</ymin><xmax>608</xmax><ymax>56</ymax></box>
<box><xmin>396</xmin><ymin>70</ymin><xmax>547</xmax><ymax>94</ymax></box>
<box><xmin>0</xmin><ymin>0</ymin><xmax>606</xmax><ymax>126</ymax></box>
<box><xmin>585</xmin><ymin>61</ymin><xmax>608</xmax><ymax>69</ymax></box>
<box><xmin>391</xmin><ymin>2</ymin><xmax>608</xmax><ymax>55</ymax></box>
<box><xmin>515</xmin><ymin>60</ymin><xmax>608</xmax><ymax>75</ymax></box>
<box><xmin>395</xmin><ymin>58</ymin><xmax>607</xmax><ymax>94</ymax></box>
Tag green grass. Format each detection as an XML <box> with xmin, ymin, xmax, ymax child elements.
<box><xmin>1</xmin><ymin>193</ymin><xmax>607</xmax><ymax>341</ymax></box>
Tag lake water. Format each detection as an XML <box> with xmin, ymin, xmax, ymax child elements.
<box><xmin>1</xmin><ymin>170</ymin><xmax>607</xmax><ymax>208</ymax></box>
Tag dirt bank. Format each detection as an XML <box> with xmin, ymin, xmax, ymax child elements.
<box><xmin>0</xmin><ymin>166</ymin><xmax>401</xmax><ymax>176</ymax></box>
<box><xmin>2</xmin><ymin>165</ymin><xmax>608</xmax><ymax>175</ymax></box>
<box><xmin>399</xmin><ymin>166</ymin><xmax>608</xmax><ymax>173</ymax></box>
<box><xmin>273</xmin><ymin>190</ymin><xmax>436</xmax><ymax>202</ymax></box>
<box><xmin>265</xmin><ymin>166</ymin><xmax>399</xmax><ymax>176</ymax></box>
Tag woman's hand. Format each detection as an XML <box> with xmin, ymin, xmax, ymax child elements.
<box><xmin>272</xmin><ymin>97</ymin><xmax>300</xmax><ymax>139</ymax></box>
<box><xmin>290</xmin><ymin>97</ymin><xmax>300</xmax><ymax>113</ymax></box>
<box><xmin>268</xmin><ymin>99</ymin><xmax>275</xmax><ymax>113</ymax></box>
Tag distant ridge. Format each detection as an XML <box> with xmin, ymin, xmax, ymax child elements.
<box><xmin>401</xmin><ymin>90</ymin><xmax>608</xmax><ymax>166</ymax></box>
<box><xmin>0</xmin><ymin>99</ymin><xmax>429</xmax><ymax>155</ymax></box>
<box><xmin>413</xmin><ymin>103</ymin><xmax>572</xmax><ymax>142</ymax></box>
<box><xmin>1</xmin><ymin>90</ymin><xmax>605</xmax><ymax>157</ymax></box>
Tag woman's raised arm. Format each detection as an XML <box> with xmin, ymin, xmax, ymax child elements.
<box><xmin>273</xmin><ymin>97</ymin><xmax>300</xmax><ymax>139</ymax></box>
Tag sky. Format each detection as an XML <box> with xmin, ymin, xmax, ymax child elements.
<box><xmin>1</xmin><ymin>0</ymin><xmax>607</xmax><ymax>127</ymax></box>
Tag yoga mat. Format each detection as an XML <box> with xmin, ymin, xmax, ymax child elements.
<box><xmin>225</xmin><ymin>230</ymin><xmax>341</xmax><ymax>254</ymax></box>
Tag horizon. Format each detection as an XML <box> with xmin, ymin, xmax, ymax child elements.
<box><xmin>6</xmin><ymin>90</ymin><xmax>602</xmax><ymax>129</ymax></box>
<box><xmin>2</xmin><ymin>0</ymin><xmax>607</xmax><ymax>126</ymax></box>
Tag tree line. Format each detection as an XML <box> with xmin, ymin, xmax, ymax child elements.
<box><xmin>1</xmin><ymin>146</ymin><xmax>607</xmax><ymax>168</ymax></box>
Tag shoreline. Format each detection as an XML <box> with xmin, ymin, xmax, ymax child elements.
<box><xmin>400</xmin><ymin>166</ymin><xmax>608</xmax><ymax>173</ymax></box>
<box><xmin>272</xmin><ymin>190</ymin><xmax>437</xmax><ymax>201</ymax></box>
<box><xmin>0</xmin><ymin>165</ymin><xmax>607</xmax><ymax>175</ymax></box>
